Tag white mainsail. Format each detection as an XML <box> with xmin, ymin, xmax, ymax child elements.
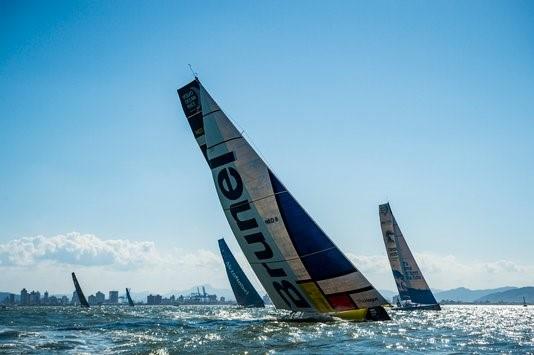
<box><xmin>178</xmin><ymin>79</ymin><xmax>389</xmax><ymax>321</ymax></box>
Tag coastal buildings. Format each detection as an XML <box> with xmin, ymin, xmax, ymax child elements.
<box><xmin>95</xmin><ymin>291</ymin><xmax>105</xmax><ymax>304</ymax></box>
<box><xmin>109</xmin><ymin>291</ymin><xmax>119</xmax><ymax>304</ymax></box>
<box><xmin>20</xmin><ymin>288</ymin><xmax>29</xmax><ymax>305</ymax></box>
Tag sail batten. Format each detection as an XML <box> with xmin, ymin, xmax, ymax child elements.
<box><xmin>178</xmin><ymin>79</ymin><xmax>389</xmax><ymax>321</ymax></box>
<box><xmin>379</xmin><ymin>203</ymin><xmax>440</xmax><ymax>308</ymax></box>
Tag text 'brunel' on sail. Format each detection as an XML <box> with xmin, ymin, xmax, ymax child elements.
<box><xmin>379</xmin><ymin>203</ymin><xmax>440</xmax><ymax>310</ymax></box>
<box><xmin>219</xmin><ymin>238</ymin><xmax>264</xmax><ymax>308</ymax></box>
<box><xmin>177</xmin><ymin>78</ymin><xmax>390</xmax><ymax>321</ymax></box>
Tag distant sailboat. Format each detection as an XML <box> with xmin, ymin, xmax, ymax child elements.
<box><xmin>523</xmin><ymin>296</ymin><xmax>527</xmax><ymax>307</ymax></box>
<box><xmin>379</xmin><ymin>203</ymin><xmax>441</xmax><ymax>311</ymax></box>
<box><xmin>71</xmin><ymin>272</ymin><xmax>90</xmax><ymax>308</ymax></box>
<box><xmin>218</xmin><ymin>238</ymin><xmax>265</xmax><ymax>308</ymax></box>
<box><xmin>178</xmin><ymin>78</ymin><xmax>390</xmax><ymax>321</ymax></box>
<box><xmin>126</xmin><ymin>288</ymin><xmax>135</xmax><ymax>307</ymax></box>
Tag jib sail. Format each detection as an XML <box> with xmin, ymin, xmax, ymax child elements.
<box><xmin>219</xmin><ymin>238</ymin><xmax>265</xmax><ymax>307</ymax></box>
<box><xmin>379</xmin><ymin>203</ymin><xmax>439</xmax><ymax>306</ymax></box>
<box><xmin>178</xmin><ymin>79</ymin><xmax>389</xmax><ymax>321</ymax></box>
<box><xmin>71</xmin><ymin>272</ymin><xmax>90</xmax><ymax>308</ymax></box>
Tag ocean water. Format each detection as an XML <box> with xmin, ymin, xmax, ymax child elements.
<box><xmin>0</xmin><ymin>305</ymin><xmax>532</xmax><ymax>354</ymax></box>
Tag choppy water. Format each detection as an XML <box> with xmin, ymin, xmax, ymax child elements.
<box><xmin>0</xmin><ymin>305</ymin><xmax>533</xmax><ymax>354</ymax></box>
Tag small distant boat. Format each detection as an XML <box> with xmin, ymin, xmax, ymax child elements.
<box><xmin>177</xmin><ymin>78</ymin><xmax>390</xmax><ymax>321</ymax></box>
<box><xmin>523</xmin><ymin>296</ymin><xmax>527</xmax><ymax>307</ymax></box>
<box><xmin>126</xmin><ymin>288</ymin><xmax>135</xmax><ymax>307</ymax></box>
<box><xmin>71</xmin><ymin>272</ymin><xmax>90</xmax><ymax>308</ymax></box>
<box><xmin>218</xmin><ymin>238</ymin><xmax>264</xmax><ymax>308</ymax></box>
<box><xmin>379</xmin><ymin>203</ymin><xmax>441</xmax><ymax>311</ymax></box>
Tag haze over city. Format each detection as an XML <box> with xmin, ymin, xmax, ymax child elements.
<box><xmin>1</xmin><ymin>1</ymin><xmax>533</xmax><ymax>296</ymax></box>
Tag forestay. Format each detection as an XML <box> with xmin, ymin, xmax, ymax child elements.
<box><xmin>178</xmin><ymin>79</ymin><xmax>389</xmax><ymax>321</ymax></box>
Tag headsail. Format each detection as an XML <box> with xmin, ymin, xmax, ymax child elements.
<box><xmin>178</xmin><ymin>79</ymin><xmax>389</xmax><ymax>321</ymax></box>
<box><xmin>71</xmin><ymin>272</ymin><xmax>90</xmax><ymax>308</ymax></box>
<box><xmin>219</xmin><ymin>238</ymin><xmax>265</xmax><ymax>307</ymax></box>
<box><xmin>379</xmin><ymin>203</ymin><xmax>440</xmax><ymax>308</ymax></box>
<box><xmin>126</xmin><ymin>288</ymin><xmax>135</xmax><ymax>307</ymax></box>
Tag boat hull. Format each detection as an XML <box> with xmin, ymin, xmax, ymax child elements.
<box><xmin>393</xmin><ymin>304</ymin><xmax>441</xmax><ymax>311</ymax></box>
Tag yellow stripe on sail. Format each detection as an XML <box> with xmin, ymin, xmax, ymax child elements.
<box><xmin>299</xmin><ymin>282</ymin><xmax>334</xmax><ymax>313</ymax></box>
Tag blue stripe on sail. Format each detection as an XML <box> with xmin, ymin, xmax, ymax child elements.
<box><xmin>300</xmin><ymin>248</ymin><xmax>356</xmax><ymax>280</ymax></box>
<box><xmin>407</xmin><ymin>288</ymin><xmax>438</xmax><ymax>305</ymax></box>
<box><xmin>269</xmin><ymin>171</ymin><xmax>356</xmax><ymax>280</ymax></box>
<box><xmin>218</xmin><ymin>239</ymin><xmax>265</xmax><ymax>308</ymax></box>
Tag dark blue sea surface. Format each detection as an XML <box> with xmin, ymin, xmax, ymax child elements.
<box><xmin>0</xmin><ymin>305</ymin><xmax>532</xmax><ymax>353</ymax></box>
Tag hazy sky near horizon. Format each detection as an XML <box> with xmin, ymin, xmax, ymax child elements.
<box><xmin>1</xmin><ymin>1</ymin><xmax>533</xmax><ymax>294</ymax></box>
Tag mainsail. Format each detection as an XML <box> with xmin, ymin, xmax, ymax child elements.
<box><xmin>379</xmin><ymin>203</ymin><xmax>439</xmax><ymax>307</ymax></box>
<box><xmin>178</xmin><ymin>78</ymin><xmax>389</xmax><ymax>321</ymax></box>
<box><xmin>126</xmin><ymin>288</ymin><xmax>135</xmax><ymax>307</ymax></box>
<box><xmin>219</xmin><ymin>238</ymin><xmax>265</xmax><ymax>307</ymax></box>
<box><xmin>71</xmin><ymin>272</ymin><xmax>90</xmax><ymax>308</ymax></box>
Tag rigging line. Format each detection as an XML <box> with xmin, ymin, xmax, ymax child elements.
<box><xmin>188</xmin><ymin>64</ymin><xmax>198</xmax><ymax>79</ymax></box>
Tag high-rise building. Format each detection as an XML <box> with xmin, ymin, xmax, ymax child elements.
<box><xmin>147</xmin><ymin>294</ymin><xmax>162</xmax><ymax>305</ymax></box>
<box><xmin>109</xmin><ymin>291</ymin><xmax>119</xmax><ymax>304</ymax></box>
<box><xmin>88</xmin><ymin>295</ymin><xmax>97</xmax><ymax>305</ymax></box>
<box><xmin>8</xmin><ymin>294</ymin><xmax>15</xmax><ymax>304</ymax></box>
<box><xmin>72</xmin><ymin>291</ymin><xmax>79</xmax><ymax>305</ymax></box>
<box><xmin>29</xmin><ymin>291</ymin><xmax>41</xmax><ymax>305</ymax></box>
<box><xmin>43</xmin><ymin>291</ymin><xmax>49</xmax><ymax>305</ymax></box>
<box><xmin>61</xmin><ymin>296</ymin><xmax>69</xmax><ymax>305</ymax></box>
<box><xmin>20</xmin><ymin>288</ymin><xmax>29</xmax><ymax>305</ymax></box>
<box><xmin>95</xmin><ymin>291</ymin><xmax>105</xmax><ymax>304</ymax></box>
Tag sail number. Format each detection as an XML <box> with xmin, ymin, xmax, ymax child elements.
<box><xmin>264</xmin><ymin>216</ymin><xmax>279</xmax><ymax>224</ymax></box>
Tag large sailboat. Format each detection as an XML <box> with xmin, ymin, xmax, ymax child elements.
<box><xmin>379</xmin><ymin>203</ymin><xmax>440</xmax><ymax>310</ymax></box>
<box><xmin>126</xmin><ymin>288</ymin><xmax>135</xmax><ymax>307</ymax></box>
<box><xmin>177</xmin><ymin>78</ymin><xmax>390</xmax><ymax>321</ymax></box>
<box><xmin>71</xmin><ymin>272</ymin><xmax>90</xmax><ymax>308</ymax></box>
<box><xmin>219</xmin><ymin>238</ymin><xmax>265</xmax><ymax>308</ymax></box>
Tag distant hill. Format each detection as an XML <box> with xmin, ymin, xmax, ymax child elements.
<box><xmin>434</xmin><ymin>287</ymin><xmax>516</xmax><ymax>302</ymax></box>
<box><xmin>475</xmin><ymin>287</ymin><xmax>534</xmax><ymax>304</ymax></box>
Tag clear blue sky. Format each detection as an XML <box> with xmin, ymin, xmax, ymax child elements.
<box><xmin>1</xmin><ymin>1</ymin><xmax>533</xmax><ymax>292</ymax></box>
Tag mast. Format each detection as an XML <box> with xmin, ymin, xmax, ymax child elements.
<box><xmin>178</xmin><ymin>79</ymin><xmax>389</xmax><ymax>321</ymax></box>
<box><xmin>219</xmin><ymin>238</ymin><xmax>265</xmax><ymax>307</ymax></box>
<box><xmin>379</xmin><ymin>203</ymin><xmax>440</xmax><ymax>308</ymax></box>
<box><xmin>126</xmin><ymin>288</ymin><xmax>135</xmax><ymax>307</ymax></box>
<box><xmin>71</xmin><ymin>272</ymin><xmax>90</xmax><ymax>308</ymax></box>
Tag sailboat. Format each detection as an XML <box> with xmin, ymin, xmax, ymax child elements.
<box><xmin>523</xmin><ymin>296</ymin><xmax>527</xmax><ymax>307</ymax></box>
<box><xmin>71</xmin><ymin>272</ymin><xmax>90</xmax><ymax>308</ymax></box>
<box><xmin>177</xmin><ymin>78</ymin><xmax>390</xmax><ymax>321</ymax></box>
<box><xmin>219</xmin><ymin>238</ymin><xmax>265</xmax><ymax>308</ymax></box>
<box><xmin>126</xmin><ymin>288</ymin><xmax>135</xmax><ymax>307</ymax></box>
<box><xmin>379</xmin><ymin>203</ymin><xmax>440</xmax><ymax>311</ymax></box>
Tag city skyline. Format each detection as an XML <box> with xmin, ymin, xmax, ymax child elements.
<box><xmin>1</xmin><ymin>285</ymin><xmax>233</xmax><ymax>305</ymax></box>
<box><xmin>1</xmin><ymin>1</ymin><xmax>533</xmax><ymax>294</ymax></box>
